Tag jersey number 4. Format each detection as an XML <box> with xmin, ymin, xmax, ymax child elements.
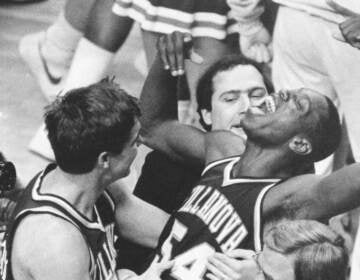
<box><xmin>155</xmin><ymin>220</ymin><xmax>215</xmax><ymax>280</ymax></box>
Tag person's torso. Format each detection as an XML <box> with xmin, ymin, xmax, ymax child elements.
<box><xmin>152</xmin><ymin>156</ymin><xmax>281</xmax><ymax>280</ymax></box>
<box><xmin>0</xmin><ymin>164</ymin><xmax>118</xmax><ymax>280</ymax></box>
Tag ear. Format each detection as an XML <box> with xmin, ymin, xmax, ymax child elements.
<box><xmin>98</xmin><ymin>152</ymin><xmax>110</xmax><ymax>169</ymax></box>
<box><xmin>289</xmin><ymin>136</ymin><xmax>312</xmax><ymax>156</ymax></box>
<box><xmin>200</xmin><ymin>109</ymin><xmax>212</xmax><ymax>126</ymax></box>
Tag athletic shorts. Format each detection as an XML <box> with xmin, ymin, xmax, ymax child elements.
<box><xmin>112</xmin><ymin>0</ymin><xmax>237</xmax><ymax>40</ymax></box>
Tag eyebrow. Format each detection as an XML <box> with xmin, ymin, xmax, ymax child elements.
<box><xmin>220</xmin><ymin>87</ymin><xmax>267</xmax><ymax>96</ymax></box>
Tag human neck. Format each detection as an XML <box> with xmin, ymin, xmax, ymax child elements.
<box><xmin>41</xmin><ymin>167</ymin><xmax>105</xmax><ymax>220</ymax></box>
<box><xmin>233</xmin><ymin>141</ymin><xmax>296</xmax><ymax>178</ymax></box>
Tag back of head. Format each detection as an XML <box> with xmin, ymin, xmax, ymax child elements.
<box><xmin>304</xmin><ymin>95</ymin><xmax>341</xmax><ymax>162</ymax></box>
<box><xmin>196</xmin><ymin>55</ymin><xmax>273</xmax><ymax>131</ymax></box>
<box><xmin>45</xmin><ymin>79</ymin><xmax>140</xmax><ymax>174</ymax></box>
<box><xmin>265</xmin><ymin>220</ymin><xmax>348</xmax><ymax>280</ymax></box>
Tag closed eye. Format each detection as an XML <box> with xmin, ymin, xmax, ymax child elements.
<box><xmin>221</xmin><ymin>92</ymin><xmax>239</xmax><ymax>102</ymax></box>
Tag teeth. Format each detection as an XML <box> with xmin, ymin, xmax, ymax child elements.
<box><xmin>265</xmin><ymin>96</ymin><xmax>276</xmax><ymax>113</ymax></box>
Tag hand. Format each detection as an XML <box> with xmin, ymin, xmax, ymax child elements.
<box><xmin>117</xmin><ymin>259</ymin><xmax>174</xmax><ymax>280</ymax></box>
<box><xmin>327</xmin><ymin>0</ymin><xmax>360</xmax><ymax>49</ymax></box>
<box><xmin>240</xmin><ymin>27</ymin><xmax>272</xmax><ymax>63</ymax></box>
<box><xmin>206</xmin><ymin>249</ymin><xmax>259</xmax><ymax>280</ymax></box>
<box><xmin>157</xmin><ymin>31</ymin><xmax>203</xmax><ymax>76</ymax></box>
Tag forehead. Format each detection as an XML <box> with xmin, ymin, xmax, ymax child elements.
<box><xmin>212</xmin><ymin>65</ymin><xmax>265</xmax><ymax>96</ymax></box>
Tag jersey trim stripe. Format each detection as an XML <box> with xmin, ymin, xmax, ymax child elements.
<box><xmin>253</xmin><ymin>182</ymin><xmax>280</xmax><ymax>252</ymax></box>
<box><xmin>222</xmin><ymin>159</ymin><xmax>280</xmax><ymax>187</ymax></box>
<box><xmin>31</xmin><ymin>170</ymin><xmax>105</xmax><ymax>231</ymax></box>
<box><xmin>15</xmin><ymin>206</ymin><xmax>80</xmax><ymax>230</ymax></box>
<box><xmin>103</xmin><ymin>191</ymin><xmax>116</xmax><ymax>211</ymax></box>
<box><xmin>202</xmin><ymin>156</ymin><xmax>240</xmax><ymax>176</ymax></box>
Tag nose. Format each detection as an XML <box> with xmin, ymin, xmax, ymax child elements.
<box><xmin>238</xmin><ymin>94</ymin><xmax>250</xmax><ymax>113</ymax></box>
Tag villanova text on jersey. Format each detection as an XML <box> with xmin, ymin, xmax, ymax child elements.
<box><xmin>152</xmin><ymin>157</ymin><xmax>281</xmax><ymax>280</ymax></box>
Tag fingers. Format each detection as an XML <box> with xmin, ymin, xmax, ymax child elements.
<box><xmin>226</xmin><ymin>249</ymin><xmax>255</xmax><ymax>259</ymax></box>
<box><xmin>326</xmin><ymin>0</ymin><xmax>359</xmax><ymax>17</ymax></box>
<box><xmin>259</xmin><ymin>44</ymin><xmax>271</xmax><ymax>63</ymax></box>
<box><xmin>208</xmin><ymin>254</ymin><xmax>242</xmax><ymax>279</ymax></box>
<box><xmin>157</xmin><ymin>32</ymin><xmax>203</xmax><ymax>76</ymax></box>
<box><xmin>164</xmin><ymin>34</ymin><xmax>178</xmax><ymax>76</ymax></box>
<box><xmin>206</xmin><ymin>272</ymin><xmax>222</xmax><ymax>280</ymax></box>
<box><xmin>172</xmin><ymin>32</ymin><xmax>185</xmax><ymax>75</ymax></box>
<box><xmin>339</xmin><ymin>17</ymin><xmax>360</xmax><ymax>47</ymax></box>
<box><xmin>206</xmin><ymin>260</ymin><xmax>238</xmax><ymax>280</ymax></box>
<box><xmin>157</xmin><ymin>260</ymin><xmax>175</xmax><ymax>273</ymax></box>
<box><xmin>157</xmin><ymin>35</ymin><xmax>170</xmax><ymax>70</ymax></box>
<box><xmin>246</xmin><ymin>44</ymin><xmax>271</xmax><ymax>63</ymax></box>
<box><xmin>211</xmin><ymin>253</ymin><xmax>242</xmax><ymax>269</ymax></box>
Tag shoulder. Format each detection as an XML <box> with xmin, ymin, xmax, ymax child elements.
<box><xmin>12</xmin><ymin>213</ymin><xmax>90</xmax><ymax>279</ymax></box>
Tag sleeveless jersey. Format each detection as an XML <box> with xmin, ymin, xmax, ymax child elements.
<box><xmin>152</xmin><ymin>156</ymin><xmax>281</xmax><ymax>280</ymax></box>
<box><xmin>0</xmin><ymin>164</ymin><xmax>118</xmax><ymax>280</ymax></box>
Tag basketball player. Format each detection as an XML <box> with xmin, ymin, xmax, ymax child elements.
<box><xmin>0</xmin><ymin>80</ymin><xmax>170</xmax><ymax>280</ymax></box>
<box><xmin>121</xmin><ymin>32</ymin><xmax>360</xmax><ymax>280</ymax></box>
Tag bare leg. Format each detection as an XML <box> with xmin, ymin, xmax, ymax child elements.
<box><xmin>64</xmin><ymin>0</ymin><xmax>97</xmax><ymax>32</ymax></box>
<box><xmin>64</xmin><ymin>0</ymin><xmax>134</xmax><ymax>91</ymax></box>
<box><xmin>85</xmin><ymin>0</ymin><xmax>134</xmax><ymax>52</ymax></box>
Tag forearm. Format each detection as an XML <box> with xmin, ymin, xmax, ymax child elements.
<box><xmin>115</xmin><ymin>194</ymin><xmax>169</xmax><ymax>248</ymax></box>
<box><xmin>314</xmin><ymin>164</ymin><xmax>360</xmax><ymax>220</ymax></box>
<box><xmin>84</xmin><ymin>0</ymin><xmax>134</xmax><ymax>52</ymax></box>
<box><xmin>139</xmin><ymin>54</ymin><xmax>178</xmax><ymax>134</ymax></box>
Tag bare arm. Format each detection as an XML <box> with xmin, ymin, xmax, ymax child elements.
<box><xmin>11</xmin><ymin>214</ymin><xmax>91</xmax><ymax>280</ymax></box>
<box><xmin>264</xmin><ymin>163</ymin><xmax>360</xmax><ymax>222</ymax></box>
<box><xmin>139</xmin><ymin>33</ymin><xmax>206</xmax><ymax>165</ymax></box>
<box><xmin>113</xmin><ymin>183</ymin><xmax>170</xmax><ymax>248</ymax></box>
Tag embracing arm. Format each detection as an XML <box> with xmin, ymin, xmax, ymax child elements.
<box><xmin>264</xmin><ymin>163</ymin><xmax>360</xmax><ymax>222</ymax></box>
<box><xmin>113</xmin><ymin>183</ymin><xmax>170</xmax><ymax>248</ymax></box>
<box><xmin>139</xmin><ymin>34</ymin><xmax>206</xmax><ymax>165</ymax></box>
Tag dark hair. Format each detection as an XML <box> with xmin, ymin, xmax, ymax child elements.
<box><xmin>305</xmin><ymin>95</ymin><xmax>341</xmax><ymax>162</ymax></box>
<box><xmin>44</xmin><ymin>79</ymin><xmax>140</xmax><ymax>174</ymax></box>
<box><xmin>265</xmin><ymin>220</ymin><xmax>348</xmax><ymax>280</ymax></box>
<box><xmin>196</xmin><ymin>55</ymin><xmax>273</xmax><ymax>131</ymax></box>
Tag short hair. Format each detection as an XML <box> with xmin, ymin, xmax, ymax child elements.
<box><xmin>265</xmin><ymin>220</ymin><xmax>348</xmax><ymax>280</ymax></box>
<box><xmin>45</xmin><ymin>79</ymin><xmax>140</xmax><ymax>174</ymax></box>
<box><xmin>303</xmin><ymin>95</ymin><xmax>341</xmax><ymax>162</ymax></box>
<box><xmin>196</xmin><ymin>55</ymin><xmax>273</xmax><ymax>131</ymax></box>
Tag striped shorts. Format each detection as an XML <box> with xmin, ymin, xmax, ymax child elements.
<box><xmin>112</xmin><ymin>0</ymin><xmax>237</xmax><ymax>40</ymax></box>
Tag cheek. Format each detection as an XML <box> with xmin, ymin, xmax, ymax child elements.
<box><xmin>211</xmin><ymin>106</ymin><xmax>236</xmax><ymax>129</ymax></box>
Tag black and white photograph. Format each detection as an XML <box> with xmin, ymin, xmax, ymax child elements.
<box><xmin>0</xmin><ymin>0</ymin><xmax>360</xmax><ymax>279</ymax></box>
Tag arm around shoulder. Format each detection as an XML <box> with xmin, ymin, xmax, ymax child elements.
<box><xmin>114</xmin><ymin>188</ymin><xmax>170</xmax><ymax>248</ymax></box>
